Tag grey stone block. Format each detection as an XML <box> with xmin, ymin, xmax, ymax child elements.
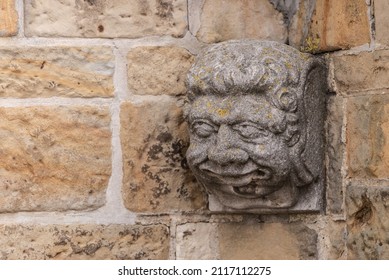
<box><xmin>185</xmin><ymin>40</ymin><xmax>327</xmax><ymax>213</ymax></box>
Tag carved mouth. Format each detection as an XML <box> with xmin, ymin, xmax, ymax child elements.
<box><xmin>233</xmin><ymin>185</ymin><xmax>257</xmax><ymax>195</ymax></box>
<box><xmin>233</xmin><ymin>183</ymin><xmax>258</xmax><ymax>195</ymax></box>
<box><xmin>201</xmin><ymin>168</ymin><xmax>258</xmax><ymax>178</ymax></box>
<box><xmin>199</xmin><ymin>165</ymin><xmax>272</xmax><ymax>186</ymax></box>
<box><xmin>233</xmin><ymin>182</ymin><xmax>268</xmax><ymax>195</ymax></box>
<box><xmin>197</xmin><ymin>163</ymin><xmax>282</xmax><ymax>197</ymax></box>
<box><xmin>232</xmin><ymin>178</ymin><xmax>281</xmax><ymax>197</ymax></box>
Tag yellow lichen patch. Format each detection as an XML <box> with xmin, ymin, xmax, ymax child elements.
<box><xmin>205</xmin><ymin>99</ymin><xmax>233</xmax><ymax>118</ymax></box>
<box><xmin>261</xmin><ymin>73</ymin><xmax>269</xmax><ymax>83</ymax></box>
<box><xmin>285</xmin><ymin>62</ymin><xmax>293</xmax><ymax>69</ymax></box>
<box><xmin>217</xmin><ymin>108</ymin><xmax>229</xmax><ymax>117</ymax></box>
<box><xmin>301</xmin><ymin>37</ymin><xmax>320</xmax><ymax>54</ymax></box>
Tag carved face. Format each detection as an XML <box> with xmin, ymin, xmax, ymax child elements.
<box><xmin>186</xmin><ymin>94</ymin><xmax>298</xmax><ymax>209</ymax></box>
<box><xmin>185</xmin><ymin>40</ymin><xmax>325</xmax><ymax>212</ymax></box>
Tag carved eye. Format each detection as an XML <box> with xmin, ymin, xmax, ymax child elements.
<box><xmin>191</xmin><ymin>120</ymin><xmax>217</xmax><ymax>138</ymax></box>
<box><xmin>232</xmin><ymin>122</ymin><xmax>269</xmax><ymax>139</ymax></box>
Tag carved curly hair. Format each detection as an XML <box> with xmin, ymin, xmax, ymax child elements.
<box><xmin>186</xmin><ymin>40</ymin><xmax>310</xmax><ymax>146</ymax></box>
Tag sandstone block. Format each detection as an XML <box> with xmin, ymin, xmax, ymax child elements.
<box><xmin>194</xmin><ymin>0</ymin><xmax>287</xmax><ymax>43</ymax></box>
<box><xmin>333</xmin><ymin>50</ymin><xmax>389</xmax><ymax>94</ymax></box>
<box><xmin>0</xmin><ymin>106</ymin><xmax>111</xmax><ymax>212</ymax></box>
<box><xmin>127</xmin><ymin>46</ymin><xmax>194</xmax><ymax>96</ymax></box>
<box><xmin>0</xmin><ymin>0</ymin><xmax>17</xmax><ymax>36</ymax></box>
<box><xmin>346</xmin><ymin>183</ymin><xmax>389</xmax><ymax>259</ymax></box>
<box><xmin>323</xmin><ymin>220</ymin><xmax>347</xmax><ymax>260</ymax></box>
<box><xmin>218</xmin><ymin>223</ymin><xmax>317</xmax><ymax>260</ymax></box>
<box><xmin>121</xmin><ymin>97</ymin><xmax>207</xmax><ymax>212</ymax></box>
<box><xmin>177</xmin><ymin>221</ymin><xmax>317</xmax><ymax>260</ymax></box>
<box><xmin>290</xmin><ymin>0</ymin><xmax>370</xmax><ymax>52</ymax></box>
<box><xmin>25</xmin><ymin>0</ymin><xmax>187</xmax><ymax>38</ymax></box>
<box><xmin>326</xmin><ymin>95</ymin><xmax>344</xmax><ymax>214</ymax></box>
<box><xmin>375</xmin><ymin>0</ymin><xmax>389</xmax><ymax>46</ymax></box>
<box><xmin>176</xmin><ymin>223</ymin><xmax>217</xmax><ymax>260</ymax></box>
<box><xmin>347</xmin><ymin>95</ymin><xmax>389</xmax><ymax>178</ymax></box>
<box><xmin>0</xmin><ymin>47</ymin><xmax>114</xmax><ymax>98</ymax></box>
<box><xmin>0</xmin><ymin>224</ymin><xmax>169</xmax><ymax>259</ymax></box>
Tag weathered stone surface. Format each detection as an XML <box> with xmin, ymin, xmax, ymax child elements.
<box><xmin>326</xmin><ymin>95</ymin><xmax>344</xmax><ymax>214</ymax></box>
<box><xmin>346</xmin><ymin>183</ymin><xmax>389</xmax><ymax>259</ymax></box>
<box><xmin>218</xmin><ymin>222</ymin><xmax>317</xmax><ymax>259</ymax></box>
<box><xmin>375</xmin><ymin>0</ymin><xmax>389</xmax><ymax>46</ymax></box>
<box><xmin>269</xmin><ymin>0</ymin><xmax>300</xmax><ymax>21</ymax></box>
<box><xmin>186</xmin><ymin>40</ymin><xmax>326</xmax><ymax>212</ymax></box>
<box><xmin>195</xmin><ymin>0</ymin><xmax>287</xmax><ymax>43</ymax></box>
<box><xmin>321</xmin><ymin>220</ymin><xmax>347</xmax><ymax>260</ymax></box>
<box><xmin>333</xmin><ymin>50</ymin><xmax>389</xmax><ymax>94</ymax></box>
<box><xmin>0</xmin><ymin>47</ymin><xmax>114</xmax><ymax>98</ymax></box>
<box><xmin>121</xmin><ymin>97</ymin><xmax>207</xmax><ymax>212</ymax></box>
<box><xmin>176</xmin><ymin>221</ymin><xmax>318</xmax><ymax>260</ymax></box>
<box><xmin>347</xmin><ymin>95</ymin><xmax>389</xmax><ymax>178</ymax></box>
<box><xmin>0</xmin><ymin>224</ymin><xmax>169</xmax><ymax>259</ymax></box>
<box><xmin>176</xmin><ymin>223</ymin><xmax>217</xmax><ymax>260</ymax></box>
<box><xmin>0</xmin><ymin>106</ymin><xmax>111</xmax><ymax>212</ymax></box>
<box><xmin>0</xmin><ymin>0</ymin><xmax>17</xmax><ymax>36</ymax></box>
<box><xmin>25</xmin><ymin>0</ymin><xmax>187</xmax><ymax>38</ymax></box>
<box><xmin>290</xmin><ymin>0</ymin><xmax>370</xmax><ymax>52</ymax></box>
<box><xmin>127</xmin><ymin>46</ymin><xmax>194</xmax><ymax>96</ymax></box>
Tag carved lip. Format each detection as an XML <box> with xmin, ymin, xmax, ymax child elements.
<box><xmin>199</xmin><ymin>163</ymin><xmax>272</xmax><ymax>186</ymax></box>
<box><xmin>232</xmin><ymin>184</ymin><xmax>274</xmax><ymax>197</ymax></box>
<box><xmin>201</xmin><ymin>168</ymin><xmax>258</xmax><ymax>178</ymax></box>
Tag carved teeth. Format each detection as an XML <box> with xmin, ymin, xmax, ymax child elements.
<box><xmin>234</xmin><ymin>186</ymin><xmax>256</xmax><ymax>194</ymax></box>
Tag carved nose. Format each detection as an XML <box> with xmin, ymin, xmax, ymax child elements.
<box><xmin>207</xmin><ymin>125</ymin><xmax>249</xmax><ymax>165</ymax></box>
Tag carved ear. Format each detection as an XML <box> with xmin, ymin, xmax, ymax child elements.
<box><xmin>289</xmin><ymin>58</ymin><xmax>327</xmax><ymax>187</ymax></box>
<box><xmin>290</xmin><ymin>157</ymin><xmax>314</xmax><ymax>187</ymax></box>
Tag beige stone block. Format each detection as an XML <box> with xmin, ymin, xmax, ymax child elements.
<box><xmin>346</xmin><ymin>183</ymin><xmax>389</xmax><ymax>259</ymax></box>
<box><xmin>121</xmin><ymin>97</ymin><xmax>207</xmax><ymax>213</ymax></box>
<box><xmin>347</xmin><ymin>95</ymin><xmax>389</xmax><ymax>179</ymax></box>
<box><xmin>291</xmin><ymin>0</ymin><xmax>370</xmax><ymax>52</ymax></box>
<box><xmin>195</xmin><ymin>0</ymin><xmax>287</xmax><ymax>43</ymax></box>
<box><xmin>332</xmin><ymin>50</ymin><xmax>389</xmax><ymax>94</ymax></box>
<box><xmin>375</xmin><ymin>0</ymin><xmax>389</xmax><ymax>46</ymax></box>
<box><xmin>127</xmin><ymin>46</ymin><xmax>194</xmax><ymax>96</ymax></box>
<box><xmin>176</xmin><ymin>223</ymin><xmax>217</xmax><ymax>260</ymax></box>
<box><xmin>0</xmin><ymin>106</ymin><xmax>111</xmax><ymax>212</ymax></box>
<box><xmin>25</xmin><ymin>0</ymin><xmax>187</xmax><ymax>38</ymax></box>
<box><xmin>0</xmin><ymin>224</ymin><xmax>169</xmax><ymax>259</ymax></box>
<box><xmin>0</xmin><ymin>47</ymin><xmax>114</xmax><ymax>98</ymax></box>
<box><xmin>218</xmin><ymin>223</ymin><xmax>317</xmax><ymax>260</ymax></box>
<box><xmin>322</xmin><ymin>220</ymin><xmax>347</xmax><ymax>260</ymax></box>
<box><xmin>0</xmin><ymin>0</ymin><xmax>17</xmax><ymax>36</ymax></box>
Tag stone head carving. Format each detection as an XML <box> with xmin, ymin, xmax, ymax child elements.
<box><xmin>185</xmin><ymin>40</ymin><xmax>326</xmax><ymax>212</ymax></box>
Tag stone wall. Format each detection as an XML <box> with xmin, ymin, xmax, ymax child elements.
<box><xmin>0</xmin><ymin>0</ymin><xmax>385</xmax><ymax>259</ymax></box>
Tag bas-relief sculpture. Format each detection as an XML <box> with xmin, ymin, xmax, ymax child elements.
<box><xmin>185</xmin><ymin>40</ymin><xmax>327</xmax><ymax>213</ymax></box>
